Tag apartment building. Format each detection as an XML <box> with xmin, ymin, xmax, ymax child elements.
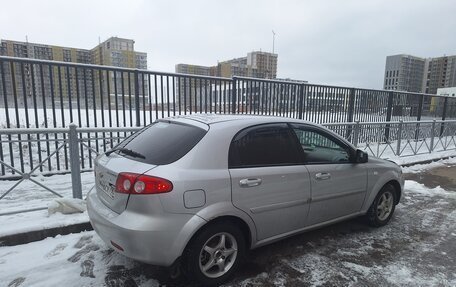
<box><xmin>91</xmin><ymin>37</ymin><xmax>147</xmax><ymax>69</ymax></box>
<box><xmin>0</xmin><ymin>37</ymin><xmax>147</xmax><ymax>108</ymax></box>
<box><xmin>424</xmin><ymin>56</ymin><xmax>456</xmax><ymax>94</ymax></box>
<box><xmin>175</xmin><ymin>64</ymin><xmax>214</xmax><ymax>76</ymax></box>
<box><xmin>173</xmin><ymin>64</ymin><xmax>212</xmax><ymax>110</ymax></box>
<box><xmin>383</xmin><ymin>54</ymin><xmax>456</xmax><ymax>94</ymax></box>
<box><xmin>176</xmin><ymin>51</ymin><xmax>278</xmax><ymax>79</ymax></box>
<box><xmin>383</xmin><ymin>55</ymin><xmax>426</xmax><ymax>93</ymax></box>
<box><xmin>91</xmin><ymin>37</ymin><xmax>148</xmax><ymax>101</ymax></box>
<box><xmin>246</xmin><ymin>51</ymin><xmax>278</xmax><ymax>79</ymax></box>
<box><xmin>0</xmin><ymin>39</ymin><xmax>93</xmax><ymax>106</ymax></box>
<box><xmin>174</xmin><ymin>51</ymin><xmax>279</xmax><ymax>111</ymax></box>
<box><xmin>0</xmin><ymin>40</ymin><xmax>92</xmax><ymax>63</ymax></box>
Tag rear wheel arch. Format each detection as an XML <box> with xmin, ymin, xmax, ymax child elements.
<box><xmin>186</xmin><ymin>216</ymin><xmax>252</xmax><ymax>250</ymax></box>
<box><xmin>181</xmin><ymin>216</ymin><xmax>251</xmax><ymax>284</ymax></box>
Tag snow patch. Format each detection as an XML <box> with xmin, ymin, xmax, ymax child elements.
<box><xmin>384</xmin><ymin>264</ymin><xmax>414</xmax><ymax>285</ymax></box>
<box><xmin>286</xmin><ymin>253</ymin><xmax>334</xmax><ymax>286</ymax></box>
<box><xmin>342</xmin><ymin>262</ymin><xmax>371</xmax><ymax>277</ymax></box>
<box><xmin>405</xmin><ymin>180</ymin><xmax>455</xmax><ymax>197</ymax></box>
<box><xmin>0</xmin><ymin>173</ymin><xmax>94</xmax><ymax>237</ymax></box>
<box><xmin>402</xmin><ymin>156</ymin><xmax>456</xmax><ymax>173</ymax></box>
<box><xmin>48</xmin><ymin>198</ymin><xmax>86</xmax><ymax>215</ymax></box>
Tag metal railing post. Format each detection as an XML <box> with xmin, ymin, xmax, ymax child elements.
<box><xmin>134</xmin><ymin>69</ymin><xmax>141</xmax><ymax>127</ymax></box>
<box><xmin>353</xmin><ymin>121</ymin><xmax>360</xmax><ymax>147</ymax></box>
<box><xmin>346</xmin><ymin>88</ymin><xmax>356</xmax><ymax>139</ymax></box>
<box><xmin>415</xmin><ymin>94</ymin><xmax>424</xmax><ymax>141</ymax></box>
<box><xmin>69</xmin><ymin>123</ymin><xmax>82</xmax><ymax>199</ymax></box>
<box><xmin>440</xmin><ymin>97</ymin><xmax>448</xmax><ymax>137</ymax></box>
<box><xmin>231</xmin><ymin>77</ymin><xmax>237</xmax><ymax>114</ymax></box>
<box><xmin>298</xmin><ymin>83</ymin><xmax>304</xmax><ymax>119</ymax></box>
<box><xmin>430</xmin><ymin>120</ymin><xmax>436</xmax><ymax>153</ymax></box>
<box><xmin>384</xmin><ymin>91</ymin><xmax>394</xmax><ymax>141</ymax></box>
<box><xmin>416</xmin><ymin>94</ymin><xmax>424</xmax><ymax>121</ymax></box>
<box><xmin>396</xmin><ymin>120</ymin><xmax>403</xmax><ymax>156</ymax></box>
<box><xmin>347</xmin><ymin>88</ymin><xmax>356</xmax><ymax>123</ymax></box>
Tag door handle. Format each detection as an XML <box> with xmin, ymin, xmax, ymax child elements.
<box><xmin>315</xmin><ymin>172</ymin><xmax>331</xmax><ymax>180</ymax></box>
<box><xmin>239</xmin><ymin>178</ymin><xmax>262</xmax><ymax>188</ymax></box>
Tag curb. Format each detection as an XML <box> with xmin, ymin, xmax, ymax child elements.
<box><xmin>399</xmin><ymin>156</ymin><xmax>454</xmax><ymax>167</ymax></box>
<box><xmin>0</xmin><ymin>222</ymin><xmax>93</xmax><ymax>246</ymax></box>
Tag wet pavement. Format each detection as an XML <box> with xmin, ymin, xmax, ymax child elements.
<box><xmin>2</xmin><ymin>166</ymin><xmax>456</xmax><ymax>287</ymax></box>
<box><xmin>405</xmin><ymin>164</ymin><xmax>456</xmax><ymax>190</ymax></box>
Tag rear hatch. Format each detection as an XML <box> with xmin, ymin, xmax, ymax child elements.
<box><xmin>95</xmin><ymin>153</ymin><xmax>156</xmax><ymax>213</ymax></box>
<box><xmin>94</xmin><ymin>120</ymin><xmax>208</xmax><ymax>213</ymax></box>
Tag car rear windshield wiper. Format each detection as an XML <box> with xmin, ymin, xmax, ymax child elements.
<box><xmin>105</xmin><ymin>148</ymin><xmax>146</xmax><ymax>159</ymax></box>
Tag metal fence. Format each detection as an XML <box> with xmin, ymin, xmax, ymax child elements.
<box><xmin>2</xmin><ymin>56</ymin><xmax>456</xmax><ymax>178</ymax></box>
<box><xmin>325</xmin><ymin>120</ymin><xmax>456</xmax><ymax>158</ymax></box>
<box><xmin>1</xmin><ymin>120</ymin><xmax>455</xmax><ymax>215</ymax></box>
<box><xmin>1</xmin><ymin>119</ymin><xmax>455</xmax><ymax>179</ymax></box>
<box><xmin>0</xmin><ymin>124</ymin><xmax>140</xmax><ymax>215</ymax></box>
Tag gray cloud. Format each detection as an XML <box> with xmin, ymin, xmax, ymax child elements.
<box><xmin>1</xmin><ymin>0</ymin><xmax>455</xmax><ymax>89</ymax></box>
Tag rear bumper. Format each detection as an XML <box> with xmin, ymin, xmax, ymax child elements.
<box><xmin>87</xmin><ymin>189</ymin><xmax>206</xmax><ymax>266</ymax></box>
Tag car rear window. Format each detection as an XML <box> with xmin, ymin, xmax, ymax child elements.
<box><xmin>117</xmin><ymin>121</ymin><xmax>207</xmax><ymax>165</ymax></box>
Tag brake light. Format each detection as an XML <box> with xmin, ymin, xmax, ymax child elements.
<box><xmin>115</xmin><ymin>172</ymin><xmax>173</xmax><ymax>194</ymax></box>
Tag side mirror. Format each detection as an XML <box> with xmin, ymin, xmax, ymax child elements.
<box><xmin>355</xmin><ymin>149</ymin><xmax>368</xmax><ymax>163</ymax></box>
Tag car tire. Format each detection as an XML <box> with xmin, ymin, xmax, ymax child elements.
<box><xmin>183</xmin><ymin>221</ymin><xmax>246</xmax><ymax>286</ymax></box>
<box><xmin>366</xmin><ymin>183</ymin><xmax>397</xmax><ymax>227</ymax></box>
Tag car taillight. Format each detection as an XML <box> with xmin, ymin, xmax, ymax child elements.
<box><xmin>115</xmin><ymin>172</ymin><xmax>173</xmax><ymax>194</ymax></box>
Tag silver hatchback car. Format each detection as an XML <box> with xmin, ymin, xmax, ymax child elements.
<box><xmin>87</xmin><ymin>114</ymin><xmax>404</xmax><ymax>285</ymax></box>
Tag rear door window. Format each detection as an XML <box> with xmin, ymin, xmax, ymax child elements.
<box><xmin>117</xmin><ymin>121</ymin><xmax>207</xmax><ymax>165</ymax></box>
<box><xmin>229</xmin><ymin>123</ymin><xmax>303</xmax><ymax>168</ymax></box>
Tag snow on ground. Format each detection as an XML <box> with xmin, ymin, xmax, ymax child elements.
<box><xmin>371</xmin><ymin>146</ymin><xmax>456</xmax><ymax>166</ymax></box>
<box><xmin>0</xmin><ymin>172</ymin><xmax>94</xmax><ymax>237</ymax></box>
<box><xmin>405</xmin><ymin>180</ymin><xmax>456</xmax><ymax>197</ymax></box>
<box><xmin>228</xmin><ymin>179</ymin><xmax>456</xmax><ymax>287</ymax></box>
<box><xmin>0</xmin><ymin>108</ymin><xmax>396</xmax><ymax>129</ymax></box>
<box><xmin>0</xmin><ymin>108</ymin><xmax>442</xmax><ymax>130</ymax></box>
<box><xmin>402</xmin><ymin>156</ymin><xmax>456</xmax><ymax>173</ymax></box>
<box><xmin>0</xmin><ymin>231</ymin><xmax>159</xmax><ymax>287</ymax></box>
<box><xmin>0</xmin><ymin>108</ymin><xmax>154</xmax><ymax>129</ymax></box>
<box><xmin>0</xmin><ymin>178</ymin><xmax>455</xmax><ymax>287</ymax></box>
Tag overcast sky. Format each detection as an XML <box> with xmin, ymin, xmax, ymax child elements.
<box><xmin>1</xmin><ymin>0</ymin><xmax>455</xmax><ymax>89</ymax></box>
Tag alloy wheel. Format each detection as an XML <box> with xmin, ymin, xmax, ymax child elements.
<box><xmin>198</xmin><ymin>232</ymin><xmax>238</xmax><ymax>278</ymax></box>
<box><xmin>377</xmin><ymin>191</ymin><xmax>394</xmax><ymax>221</ymax></box>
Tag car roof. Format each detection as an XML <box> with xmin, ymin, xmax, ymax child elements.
<box><xmin>164</xmin><ymin>114</ymin><xmax>355</xmax><ymax>150</ymax></box>
<box><xmin>167</xmin><ymin>114</ymin><xmax>315</xmax><ymax>126</ymax></box>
